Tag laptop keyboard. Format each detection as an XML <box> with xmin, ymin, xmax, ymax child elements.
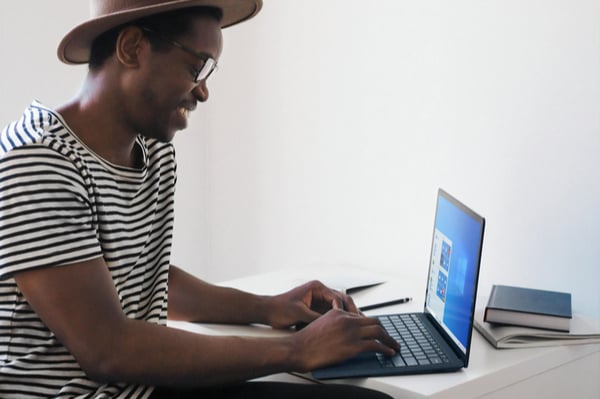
<box><xmin>376</xmin><ymin>314</ymin><xmax>449</xmax><ymax>368</ymax></box>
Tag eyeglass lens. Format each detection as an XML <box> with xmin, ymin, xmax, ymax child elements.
<box><xmin>196</xmin><ymin>58</ymin><xmax>217</xmax><ymax>82</ymax></box>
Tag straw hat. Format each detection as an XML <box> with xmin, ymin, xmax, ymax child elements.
<box><xmin>57</xmin><ymin>0</ymin><xmax>262</xmax><ymax>64</ymax></box>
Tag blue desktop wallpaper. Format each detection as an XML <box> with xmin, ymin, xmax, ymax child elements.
<box><xmin>435</xmin><ymin>195</ymin><xmax>484</xmax><ymax>348</ymax></box>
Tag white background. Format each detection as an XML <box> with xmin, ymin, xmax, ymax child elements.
<box><xmin>1</xmin><ymin>1</ymin><xmax>599</xmax><ymax>317</ymax></box>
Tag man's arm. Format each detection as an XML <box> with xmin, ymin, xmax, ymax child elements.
<box><xmin>15</xmin><ymin>259</ymin><xmax>398</xmax><ymax>388</ymax></box>
<box><xmin>167</xmin><ymin>265</ymin><xmax>360</xmax><ymax>328</ymax></box>
<box><xmin>166</xmin><ymin>265</ymin><xmax>271</xmax><ymax>324</ymax></box>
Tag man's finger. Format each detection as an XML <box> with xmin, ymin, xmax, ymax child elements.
<box><xmin>361</xmin><ymin>323</ymin><xmax>401</xmax><ymax>351</ymax></box>
<box><xmin>331</xmin><ymin>298</ymin><xmax>343</xmax><ymax>310</ymax></box>
<box><xmin>342</xmin><ymin>295</ymin><xmax>360</xmax><ymax>314</ymax></box>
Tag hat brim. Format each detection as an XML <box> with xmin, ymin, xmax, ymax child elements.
<box><xmin>57</xmin><ymin>0</ymin><xmax>262</xmax><ymax>64</ymax></box>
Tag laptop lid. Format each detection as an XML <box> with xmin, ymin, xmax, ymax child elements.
<box><xmin>424</xmin><ymin>188</ymin><xmax>485</xmax><ymax>366</ymax></box>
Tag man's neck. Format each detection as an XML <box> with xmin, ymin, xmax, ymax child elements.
<box><xmin>56</xmin><ymin>75</ymin><xmax>142</xmax><ymax>168</ymax></box>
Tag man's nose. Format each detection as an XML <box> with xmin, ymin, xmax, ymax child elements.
<box><xmin>192</xmin><ymin>80</ymin><xmax>209</xmax><ymax>102</ymax></box>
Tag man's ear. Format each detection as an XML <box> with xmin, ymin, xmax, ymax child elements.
<box><xmin>115</xmin><ymin>26</ymin><xmax>146</xmax><ymax>67</ymax></box>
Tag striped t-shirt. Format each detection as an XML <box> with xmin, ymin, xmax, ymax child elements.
<box><xmin>0</xmin><ymin>101</ymin><xmax>176</xmax><ymax>398</ymax></box>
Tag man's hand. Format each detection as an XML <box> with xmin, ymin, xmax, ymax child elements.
<box><xmin>263</xmin><ymin>280</ymin><xmax>400</xmax><ymax>372</ymax></box>
<box><xmin>264</xmin><ymin>280</ymin><xmax>359</xmax><ymax>329</ymax></box>
<box><xmin>288</xmin><ymin>308</ymin><xmax>401</xmax><ymax>372</ymax></box>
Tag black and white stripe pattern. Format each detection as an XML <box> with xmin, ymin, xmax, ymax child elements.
<box><xmin>0</xmin><ymin>102</ymin><xmax>176</xmax><ymax>398</ymax></box>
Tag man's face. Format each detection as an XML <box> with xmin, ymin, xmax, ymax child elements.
<box><xmin>127</xmin><ymin>14</ymin><xmax>223</xmax><ymax>142</ymax></box>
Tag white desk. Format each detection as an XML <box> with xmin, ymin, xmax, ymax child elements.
<box><xmin>169</xmin><ymin>269</ymin><xmax>600</xmax><ymax>399</ymax></box>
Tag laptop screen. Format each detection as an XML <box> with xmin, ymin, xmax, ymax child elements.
<box><xmin>425</xmin><ymin>189</ymin><xmax>485</xmax><ymax>355</ymax></box>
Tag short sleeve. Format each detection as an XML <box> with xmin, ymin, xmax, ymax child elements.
<box><xmin>0</xmin><ymin>145</ymin><xmax>103</xmax><ymax>280</ymax></box>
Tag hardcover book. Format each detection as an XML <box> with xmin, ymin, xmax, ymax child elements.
<box><xmin>484</xmin><ymin>285</ymin><xmax>572</xmax><ymax>332</ymax></box>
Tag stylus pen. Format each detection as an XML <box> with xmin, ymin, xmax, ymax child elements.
<box><xmin>359</xmin><ymin>297</ymin><xmax>412</xmax><ymax>312</ymax></box>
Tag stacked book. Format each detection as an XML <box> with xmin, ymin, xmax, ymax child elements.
<box><xmin>475</xmin><ymin>285</ymin><xmax>600</xmax><ymax>349</ymax></box>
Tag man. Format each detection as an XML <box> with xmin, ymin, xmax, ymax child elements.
<box><xmin>0</xmin><ymin>1</ymin><xmax>399</xmax><ymax>398</ymax></box>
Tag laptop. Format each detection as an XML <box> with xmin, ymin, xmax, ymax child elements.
<box><xmin>312</xmin><ymin>188</ymin><xmax>485</xmax><ymax>379</ymax></box>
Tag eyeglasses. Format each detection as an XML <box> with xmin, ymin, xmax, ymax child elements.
<box><xmin>141</xmin><ymin>27</ymin><xmax>218</xmax><ymax>83</ymax></box>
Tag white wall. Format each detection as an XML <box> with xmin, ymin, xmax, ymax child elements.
<box><xmin>1</xmin><ymin>1</ymin><xmax>599</xmax><ymax>317</ymax></box>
